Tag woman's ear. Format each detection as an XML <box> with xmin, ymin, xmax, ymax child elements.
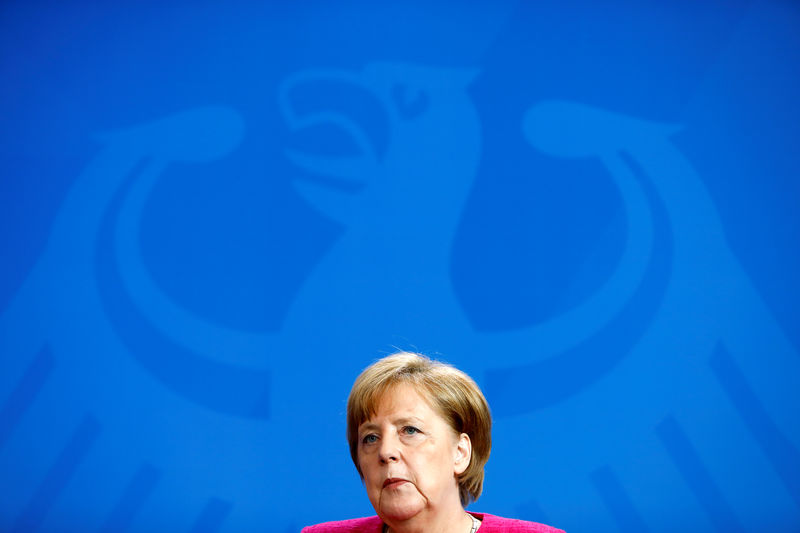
<box><xmin>454</xmin><ymin>433</ymin><xmax>472</xmax><ymax>476</ymax></box>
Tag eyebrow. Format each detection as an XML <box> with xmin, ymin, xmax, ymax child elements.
<box><xmin>359</xmin><ymin>417</ymin><xmax>423</xmax><ymax>433</ymax></box>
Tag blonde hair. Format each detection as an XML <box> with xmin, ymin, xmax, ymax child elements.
<box><xmin>347</xmin><ymin>352</ymin><xmax>492</xmax><ymax>506</ymax></box>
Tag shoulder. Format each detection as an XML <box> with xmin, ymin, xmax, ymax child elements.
<box><xmin>301</xmin><ymin>515</ymin><xmax>383</xmax><ymax>533</ymax></box>
<box><xmin>470</xmin><ymin>512</ymin><xmax>566</xmax><ymax>533</ymax></box>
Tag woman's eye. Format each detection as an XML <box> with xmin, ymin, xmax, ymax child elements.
<box><xmin>403</xmin><ymin>426</ymin><xmax>420</xmax><ymax>435</ymax></box>
<box><xmin>362</xmin><ymin>434</ymin><xmax>378</xmax><ymax>445</ymax></box>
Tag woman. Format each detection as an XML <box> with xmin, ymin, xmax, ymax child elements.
<box><xmin>302</xmin><ymin>352</ymin><xmax>564</xmax><ymax>533</ymax></box>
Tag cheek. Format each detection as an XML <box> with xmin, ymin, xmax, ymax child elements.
<box><xmin>358</xmin><ymin>456</ymin><xmax>378</xmax><ymax>483</ymax></box>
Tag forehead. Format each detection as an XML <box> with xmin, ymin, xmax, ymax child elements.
<box><xmin>365</xmin><ymin>382</ymin><xmax>439</xmax><ymax>422</ymax></box>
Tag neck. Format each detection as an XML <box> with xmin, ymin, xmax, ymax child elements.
<box><xmin>384</xmin><ymin>508</ymin><xmax>474</xmax><ymax>533</ymax></box>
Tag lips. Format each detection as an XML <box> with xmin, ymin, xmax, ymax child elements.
<box><xmin>382</xmin><ymin>478</ymin><xmax>409</xmax><ymax>489</ymax></box>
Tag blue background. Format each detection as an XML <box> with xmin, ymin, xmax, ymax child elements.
<box><xmin>1</xmin><ymin>1</ymin><xmax>799</xmax><ymax>531</ymax></box>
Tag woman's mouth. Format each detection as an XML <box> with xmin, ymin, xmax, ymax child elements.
<box><xmin>383</xmin><ymin>478</ymin><xmax>408</xmax><ymax>489</ymax></box>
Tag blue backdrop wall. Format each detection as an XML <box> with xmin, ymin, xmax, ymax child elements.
<box><xmin>1</xmin><ymin>1</ymin><xmax>799</xmax><ymax>531</ymax></box>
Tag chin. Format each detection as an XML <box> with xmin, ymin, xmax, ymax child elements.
<box><xmin>379</xmin><ymin>495</ymin><xmax>426</xmax><ymax>522</ymax></box>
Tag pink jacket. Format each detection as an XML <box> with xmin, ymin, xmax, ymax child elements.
<box><xmin>301</xmin><ymin>512</ymin><xmax>565</xmax><ymax>532</ymax></box>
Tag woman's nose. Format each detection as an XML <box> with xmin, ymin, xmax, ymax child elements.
<box><xmin>378</xmin><ymin>435</ymin><xmax>399</xmax><ymax>463</ymax></box>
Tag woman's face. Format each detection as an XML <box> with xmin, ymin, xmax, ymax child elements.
<box><xmin>357</xmin><ymin>383</ymin><xmax>471</xmax><ymax>523</ymax></box>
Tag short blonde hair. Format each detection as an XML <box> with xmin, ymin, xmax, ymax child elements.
<box><xmin>347</xmin><ymin>352</ymin><xmax>492</xmax><ymax>506</ymax></box>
